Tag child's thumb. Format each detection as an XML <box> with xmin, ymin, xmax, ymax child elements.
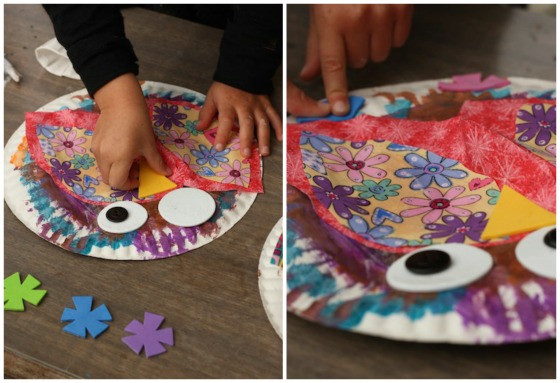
<box><xmin>144</xmin><ymin>146</ymin><xmax>172</xmax><ymax>176</ymax></box>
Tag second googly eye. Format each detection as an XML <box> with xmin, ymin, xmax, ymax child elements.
<box><xmin>386</xmin><ymin>244</ymin><xmax>494</xmax><ymax>293</ymax></box>
<box><xmin>515</xmin><ymin>226</ymin><xmax>556</xmax><ymax>280</ymax></box>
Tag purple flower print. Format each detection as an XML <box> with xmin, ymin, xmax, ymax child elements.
<box><xmin>516</xmin><ymin>104</ymin><xmax>556</xmax><ymax>146</ymax></box>
<box><xmin>348</xmin><ymin>215</ymin><xmax>407</xmax><ymax>247</ymax></box>
<box><xmin>421</xmin><ymin>212</ymin><xmax>488</xmax><ymax>243</ymax></box>
<box><xmin>300</xmin><ymin>131</ymin><xmax>344</xmax><ymax>153</ymax></box>
<box><xmin>395</xmin><ymin>151</ymin><xmax>467</xmax><ymax>190</ymax></box>
<box><xmin>50</xmin><ymin>158</ymin><xmax>81</xmax><ymax>186</ymax></box>
<box><xmin>191</xmin><ymin>144</ymin><xmax>230</xmax><ymax>168</ymax></box>
<box><xmin>153</xmin><ymin>103</ymin><xmax>187</xmax><ymax>131</ymax></box>
<box><xmin>311</xmin><ymin>175</ymin><xmax>370</xmax><ymax>219</ymax></box>
<box><xmin>110</xmin><ymin>188</ymin><xmax>139</xmax><ymax>201</ymax></box>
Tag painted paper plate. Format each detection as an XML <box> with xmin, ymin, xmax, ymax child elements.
<box><xmin>287</xmin><ymin>77</ymin><xmax>556</xmax><ymax>344</ymax></box>
<box><xmin>4</xmin><ymin>81</ymin><xmax>259</xmax><ymax>260</ymax></box>
<box><xmin>258</xmin><ymin>218</ymin><xmax>283</xmax><ymax>339</ymax></box>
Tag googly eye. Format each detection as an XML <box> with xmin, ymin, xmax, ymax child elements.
<box><xmin>515</xmin><ymin>226</ymin><xmax>555</xmax><ymax>279</ymax></box>
<box><xmin>98</xmin><ymin>201</ymin><xmax>148</xmax><ymax>234</ymax></box>
<box><xmin>158</xmin><ymin>188</ymin><xmax>216</xmax><ymax>227</ymax></box>
<box><xmin>386</xmin><ymin>244</ymin><xmax>493</xmax><ymax>293</ymax></box>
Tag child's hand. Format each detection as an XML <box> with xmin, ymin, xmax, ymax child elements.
<box><xmin>287</xmin><ymin>79</ymin><xmax>331</xmax><ymax>117</ymax></box>
<box><xmin>301</xmin><ymin>5</ymin><xmax>413</xmax><ymax>115</ymax></box>
<box><xmin>92</xmin><ymin>74</ymin><xmax>171</xmax><ymax>190</ymax></box>
<box><xmin>197</xmin><ymin>81</ymin><xmax>282</xmax><ymax>157</ymax></box>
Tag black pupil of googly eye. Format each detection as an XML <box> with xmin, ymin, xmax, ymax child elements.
<box><xmin>544</xmin><ymin>229</ymin><xmax>556</xmax><ymax>249</ymax></box>
<box><xmin>106</xmin><ymin>207</ymin><xmax>129</xmax><ymax>223</ymax></box>
<box><xmin>405</xmin><ymin>250</ymin><xmax>451</xmax><ymax>275</ymax></box>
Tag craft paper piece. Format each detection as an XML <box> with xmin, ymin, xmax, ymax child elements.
<box><xmin>296</xmin><ymin>96</ymin><xmax>365</xmax><ymax>123</ymax></box>
<box><xmin>122</xmin><ymin>312</ymin><xmax>174</xmax><ymax>358</ymax></box>
<box><xmin>460</xmin><ymin>99</ymin><xmax>556</xmax><ymax>165</ymax></box>
<box><xmin>4</xmin><ymin>272</ymin><xmax>47</xmax><ymax>311</ymax></box>
<box><xmin>271</xmin><ymin>234</ymin><xmax>283</xmax><ymax>267</ymax></box>
<box><xmin>25</xmin><ymin>104</ymin><xmax>263</xmax><ymax>205</ymax></box>
<box><xmin>481</xmin><ymin>185</ymin><xmax>556</xmax><ymax>240</ymax></box>
<box><xmin>438</xmin><ymin>73</ymin><xmax>511</xmax><ymax>92</ymax></box>
<box><xmin>138</xmin><ymin>159</ymin><xmax>178</xmax><ymax>198</ymax></box>
<box><xmin>148</xmin><ymin>98</ymin><xmax>262</xmax><ymax>192</ymax></box>
<box><xmin>61</xmin><ymin>296</ymin><xmax>112</xmax><ymax>338</ymax></box>
<box><xmin>288</xmin><ymin>115</ymin><xmax>556</xmax><ymax>252</ymax></box>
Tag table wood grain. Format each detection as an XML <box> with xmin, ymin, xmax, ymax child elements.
<box><xmin>287</xmin><ymin>4</ymin><xmax>555</xmax><ymax>379</ymax></box>
<box><xmin>4</xmin><ymin>4</ymin><xmax>282</xmax><ymax>379</ymax></box>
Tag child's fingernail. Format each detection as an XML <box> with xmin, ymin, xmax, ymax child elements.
<box><xmin>165</xmin><ymin>166</ymin><xmax>172</xmax><ymax>175</ymax></box>
<box><xmin>215</xmin><ymin>143</ymin><xmax>224</xmax><ymax>151</ymax></box>
<box><xmin>261</xmin><ymin>146</ymin><xmax>270</xmax><ymax>155</ymax></box>
<box><xmin>243</xmin><ymin>148</ymin><xmax>251</xmax><ymax>157</ymax></box>
<box><xmin>333</xmin><ymin>101</ymin><xmax>349</xmax><ymax>115</ymax></box>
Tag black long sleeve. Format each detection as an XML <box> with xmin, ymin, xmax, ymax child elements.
<box><xmin>43</xmin><ymin>5</ymin><xmax>282</xmax><ymax>96</ymax></box>
<box><xmin>213</xmin><ymin>5</ymin><xmax>282</xmax><ymax>94</ymax></box>
<box><xmin>43</xmin><ymin>5</ymin><xmax>139</xmax><ymax>97</ymax></box>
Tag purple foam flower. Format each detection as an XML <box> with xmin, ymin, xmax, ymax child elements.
<box><xmin>311</xmin><ymin>175</ymin><xmax>370</xmax><ymax>219</ymax></box>
<box><xmin>516</xmin><ymin>104</ymin><xmax>556</xmax><ymax>146</ymax></box>
<box><xmin>50</xmin><ymin>158</ymin><xmax>81</xmax><ymax>186</ymax></box>
<box><xmin>395</xmin><ymin>151</ymin><xmax>467</xmax><ymax>190</ymax></box>
<box><xmin>421</xmin><ymin>212</ymin><xmax>488</xmax><ymax>243</ymax></box>
<box><xmin>300</xmin><ymin>131</ymin><xmax>344</xmax><ymax>153</ymax></box>
<box><xmin>153</xmin><ymin>103</ymin><xmax>187</xmax><ymax>131</ymax></box>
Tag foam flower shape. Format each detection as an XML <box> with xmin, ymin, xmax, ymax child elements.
<box><xmin>153</xmin><ymin>103</ymin><xmax>187</xmax><ymax>130</ymax></box>
<box><xmin>348</xmin><ymin>215</ymin><xmax>406</xmax><ymax>247</ymax></box>
<box><xmin>516</xmin><ymin>104</ymin><xmax>556</xmax><ymax>146</ymax></box>
<box><xmin>395</xmin><ymin>151</ymin><xmax>467</xmax><ymax>190</ymax></box>
<box><xmin>122</xmin><ymin>312</ymin><xmax>174</xmax><ymax>358</ymax></box>
<box><xmin>400</xmin><ymin>186</ymin><xmax>481</xmax><ymax>224</ymax></box>
<box><xmin>60</xmin><ymin>296</ymin><xmax>112</xmax><ymax>338</ymax></box>
<box><xmin>4</xmin><ymin>272</ymin><xmax>47</xmax><ymax>311</ymax></box>
<box><xmin>354</xmin><ymin>179</ymin><xmax>401</xmax><ymax>201</ymax></box>
<box><xmin>300</xmin><ymin>131</ymin><xmax>345</xmax><ymax>153</ymax></box>
<box><xmin>191</xmin><ymin>144</ymin><xmax>230</xmax><ymax>168</ymax></box>
<box><xmin>421</xmin><ymin>212</ymin><xmax>488</xmax><ymax>243</ymax></box>
<box><xmin>320</xmin><ymin>145</ymin><xmax>389</xmax><ymax>183</ymax></box>
<box><xmin>164</xmin><ymin>130</ymin><xmax>196</xmax><ymax>150</ymax></box>
<box><xmin>311</xmin><ymin>175</ymin><xmax>370</xmax><ymax>219</ymax></box>
<box><xmin>215</xmin><ymin>160</ymin><xmax>250</xmax><ymax>186</ymax></box>
<box><xmin>50</xmin><ymin>130</ymin><xmax>87</xmax><ymax>157</ymax></box>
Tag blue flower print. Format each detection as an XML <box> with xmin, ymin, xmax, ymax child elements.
<box><xmin>191</xmin><ymin>144</ymin><xmax>230</xmax><ymax>168</ymax></box>
<box><xmin>387</xmin><ymin>143</ymin><xmax>418</xmax><ymax>151</ymax></box>
<box><xmin>301</xmin><ymin>148</ymin><xmax>326</xmax><ymax>175</ymax></box>
<box><xmin>39</xmin><ymin>138</ymin><xmax>55</xmax><ymax>156</ymax></box>
<box><xmin>300</xmin><ymin>131</ymin><xmax>344</xmax><ymax>153</ymax></box>
<box><xmin>37</xmin><ymin>124</ymin><xmax>59</xmax><ymax>139</ymax></box>
<box><xmin>72</xmin><ymin>184</ymin><xmax>104</xmax><ymax>202</ymax></box>
<box><xmin>395</xmin><ymin>151</ymin><xmax>467</xmax><ymax>190</ymax></box>
<box><xmin>348</xmin><ymin>215</ymin><xmax>407</xmax><ymax>247</ymax></box>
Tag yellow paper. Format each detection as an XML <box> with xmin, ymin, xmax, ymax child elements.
<box><xmin>138</xmin><ymin>159</ymin><xmax>177</xmax><ymax>198</ymax></box>
<box><xmin>481</xmin><ymin>185</ymin><xmax>556</xmax><ymax>240</ymax></box>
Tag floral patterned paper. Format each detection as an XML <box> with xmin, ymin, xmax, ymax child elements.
<box><xmin>301</xmin><ymin>135</ymin><xmax>498</xmax><ymax>248</ymax></box>
<box><xmin>25</xmin><ymin>100</ymin><xmax>263</xmax><ymax>205</ymax></box>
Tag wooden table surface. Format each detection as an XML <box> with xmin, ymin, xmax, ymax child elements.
<box><xmin>287</xmin><ymin>4</ymin><xmax>555</xmax><ymax>379</ymax></box>
<box><xmin>4</xmin><ymin>5</ymin><xmax>282</xmax><ymax>379</ymax></box>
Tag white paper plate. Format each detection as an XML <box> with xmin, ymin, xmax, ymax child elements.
<box><xmin>258</xmin><ymin>218</ymin><xmax>283</xmax><ymax>339</ymax></box>
<box><xmin>4</xmin><ymin>81</ymin><xmax>259</xmax><ymax>260</ymax></box>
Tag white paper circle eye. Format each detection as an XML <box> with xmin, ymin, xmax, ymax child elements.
<box><xmin>158</xmin><ymin>188</ymin><xmax>216</xmax><ymax>227</ymax></box>
<box><xmin>97</xmin><ymin>201</ymin><xmax>148</xmax><ymax>234</ymax></box>
<box><xmin>386</xmin><ymin>244</ymin><xmax>493</xmax><ymax>293</ymax></box>
<box><xmin>515</xmin><ymin>226</ymin><xmax>556</xmax><ymax>279</ymax></box>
